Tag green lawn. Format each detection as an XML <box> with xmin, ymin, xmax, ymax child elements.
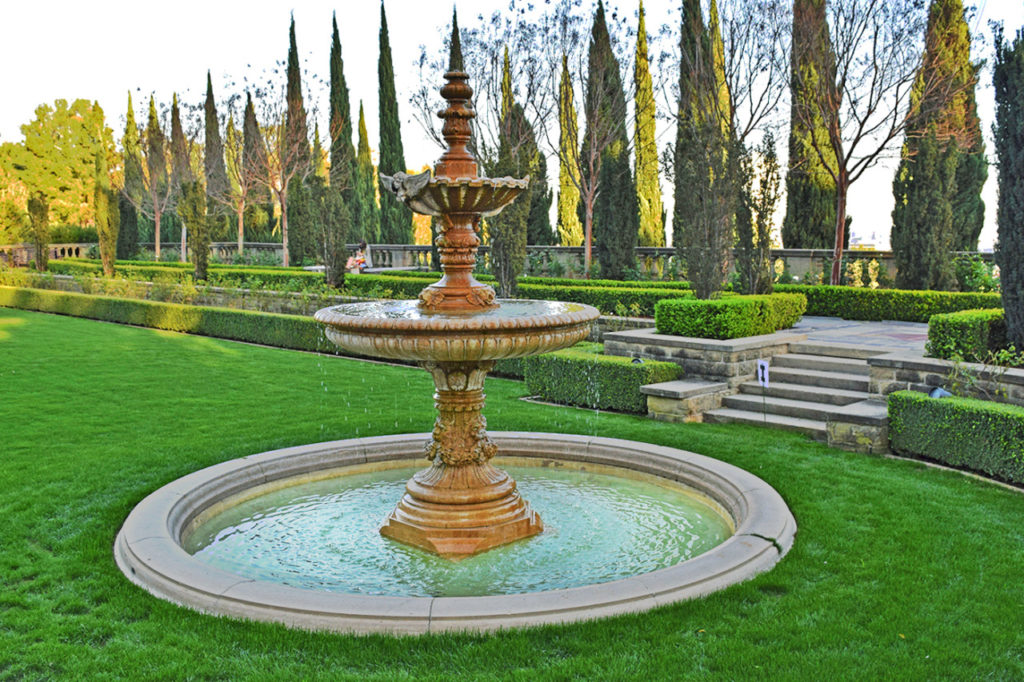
<box><xmin>1</xmin><ymin>307</ymin><xmax>1022</xmax><ymax>680</ymax></box>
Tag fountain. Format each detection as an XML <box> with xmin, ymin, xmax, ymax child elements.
<box><xmin>113</xmin><ymin>62</ymin><xmax>795</xmax><ymax>634</ymax></box>
<box><xmin>313</xmin><ymin>67</ymin><xmax>597</xmax><ymax>558</ymax></box>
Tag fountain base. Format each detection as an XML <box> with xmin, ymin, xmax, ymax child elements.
<box><xmin>380</xmin><ymin>461</ymin><xmax>542</xmax><ymax>558</ymax></box>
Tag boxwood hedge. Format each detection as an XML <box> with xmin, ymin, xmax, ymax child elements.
<box><xmin>775</xmin><ymin>284</ymin><xmax>1002</xmax><ymax>322</ymax></box>
<box><xmin>654</xmin><ymin>293</ymin><xmax>807</xmax><ymax>340</ymax></box>
<box><xmin>888</xmin><ymin>390</ymin><xmax>1024</xmax><ymax>484</ymax></box>
<box><xmin>926</xmin><ymin>309</ymin><xmax>1007</xmax><ymax>361</ymax></box>
<box><xmin>523</xmin><ymin>342</ymin><xmax>680</xmax><ymax>413</ymax></box>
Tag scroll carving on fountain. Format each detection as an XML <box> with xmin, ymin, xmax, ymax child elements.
<box><xmin>316</xmin><ymin>67</ymin><xmax>599</xmax><ymax>558</ymax></box>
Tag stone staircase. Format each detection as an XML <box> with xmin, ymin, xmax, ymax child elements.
<box><xmin>703</xmin><ymin>343</ymin><xmax>877</xmax><ymax>441</ymax></box>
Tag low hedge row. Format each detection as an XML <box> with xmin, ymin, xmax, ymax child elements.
<box><xmin>888</xmin><ymin>390</ymin><xmax>1024</xmax><ymax>485</ymax></box>
<box><xmin>518</xmin><ymin>284</ymin><xmax>692</xmax><ymax>316</ymax></box>
<box><xmin>0</xmin><ymin>286</ymin><xmax>332</xmax><ymax>353</ymax></box>
<box><xmin>775</xmin><ymin>284</ymin><xmax>1002</xmax><ymax>322</ymax></box>
<box><xmin>926</xmin><ymin>309</ymin><xmax>1007</xmax><ymax>361</ymax></box>
<box><xmin>523</xmin><ymin>342</ymin><xmax>680</xmax><ymax>413</ymax></box>
<box><xmin>654</xmin><ymin>293</ymin><xmax>807</xmax><ymax>340</ymax></box>
<box><xmin>50</xmin><ymin>260</ymin><xmax>329</xmax><ymax>291</ymax></box>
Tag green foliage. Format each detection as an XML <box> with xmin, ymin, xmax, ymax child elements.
<box><xmin>892</xmin><ymin>127</ymin><xmax>959</xmax><ymax>290</ymax></box>
<box><xmin>889</xmin><ymin>390</ymin><xmax>1024</xmax><ymax>484</ymax></box>
<box><xmin>782</xmin><ymin>0</ymin><xmax>839</xmax><ymax>249</ymax></box>
<box><xmin>377</xmin><ymin>4</ymin><xmax>412</xmax><ymax>244</ymax></box>
<box><xmin>0</xmin><ymin>98</ymin><xmax>114</xmax><ymax>227</ymax></box>
<box><xmin>994</xmin><ymin>27</ymin><xmax>1024</xmax><ymax>351</ymax></box>
<box><xmin>927</xmin><ymin>308</ymin><xmax>1007</xmax><ymax>361</ymax></box>
<box><xmin>736</xmin><ymin>134</ymin><xmax>779</xmax><ymax>295</ymax></box>
<box><xmin>585</xmin><ymin>1</ymin><xmax>638</xmax><ymax>279</ymax></box>
<box><xmin>634</xmin><ymin>1</ymin><xmax>664</xmax><ymax>247</ymax></box>
<box><xmin>177</xmin><ymin>181</ymin><xmax>209</xmax><ymax>280</ymax></box>
<box><xmin>655</xmin><ymin>293</ymin><xmax>807</xmax><ymax>339</ymax></box>
<box><xmin>526</xmin><ymin>154</ymin><xmax>554</xmax><ymax>245</ymax></box>
<box><xmin>524</xmin><ymin>342</ymin><xmax>680</xmax><ymax>413</ymax></box>
<box><xmin>119</xmin><ymin>93</ymin><xmax>143</xmax><ymax>259</ymax></box>
<box><xmin>557</xmin><ymin>55</ymin><xmax>583</xmax><ymax>247</ymax></box>
<box><xmin>117</xmin><ymin>194</ymin><xmax>139</xmax><ymax>259</ymax></box>
<box><xmin>329</xmin><ymin>14</ymin><xmax>355</xmax><ymax>201</ymax></box>
<box><xmin>353</xmin><ymin>103</ymin><xmax>381</xmax><ymax>243</ymax></box>
<box><xmin>316</xmin><ymin>179</ymin><xmax>350</xmax><ymax>288</ymax></box>
<box><xmin>286</xmin><ymin>178</ymin><xmax>317</xmax><ymax>266</ymax></box>
<box><xmin>285</xmin><ymin>16</ymin><xmax>311</xmax><ymax>173</ymax></box>
<box><xmin>519</xmin><ymin>283</ymin><xmax>693</xmax><ymax>316</ymax></box>
<box><xmin>93</xmin><ymin>151</ymin><xmax>119</xmax><ymax>277</ymax></box>
<box><xmin>204</xmin><ymin>73</ymin><xmax>230</xmax><ymax>209</ymax></box>
<box><xmin>26</xmin><ymin>191</ymin><xmax>49</xmax><ymax>271</ymax></box>
<box><xmin>954</xmin><ymin>254</ymin><xmax>1000</xmax><ymax>292</ymax></box>
<box><xmin>775</xmin><ymin>283</ymin><xmax>1002</xmax><ymax>321</ymax></box>
<box><xmin>169</xmin><ymin>94</ymin><xmax>192</xmax><ymax>189</ymax></box>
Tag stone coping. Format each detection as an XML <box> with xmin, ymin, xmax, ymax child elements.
<box><xmin>641</xmin><ymin>379</ymin><xmax>731</xmax><ymax>399</ymax></box>
<box><xmin>869</xmin><ymin>352</ymin><xmax>1024</xmax><ymax>387</ymax></box>
<box><xmin>114</xmin><ymin>432</ymin><xmax>796</xmax><ymax>635</ymax></box>
<box><xmin>826</xmin><ymin>399</ymin><xmax>889</xmax><ymax>426</ymax></box>
<box><xmin>604</xmin><ymin>327</ymin><xmax>806</xmax><ymax>352</ymax></box>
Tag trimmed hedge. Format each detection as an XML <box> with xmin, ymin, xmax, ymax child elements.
<box><xmin>518</xmin><ymin>283</ymin><xmax>692</xmax><ymax>316</ymax></box>
<box><xmin>520</xmin><ymin>276</ymin><xmax>691</xmax><ymax>290</ymax></box>
<box><xmin>50</xmin><ymin>260</ymin><xmax>330</xmax><ymax>291</ymax></box>
<box><xmin>523</xmin><ymin>342</ymin><xmax>681</xmax><ymax>413</ymax></box>
<box><xmin>775</xmin><ymin>284</ymin><xmax>1002</xmax><ymax>322</ymax></box>
<box><xmin>927</xmin><ymin>309</ymin><xmax>1007</xmax><ymax>361</ymax></box>
<box><xmin>655</xmin><ymin>293</ymin><xmax>807</xmax><ymax>340</ymax></box>
<box><xmin>888</xmin><ymin>390</ymin><xmax>1024</xmax><ymax>484</ymax></box>
<box><xmin>0</xmin><ymin>286</ymin><xmax>332</xmax><ymax>353</ymax></box>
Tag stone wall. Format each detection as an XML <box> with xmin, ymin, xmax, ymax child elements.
<box><xmin>869</xmin><ymin>352</ymin><xmax>1024</xmax><ymax>407</ymax></box>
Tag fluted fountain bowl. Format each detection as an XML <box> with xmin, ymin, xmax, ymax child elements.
<box><xmin>314</xmin><ymin>299</ymin><xmax>599</xmax><ymax>363</ymax></box>
<box><xmin>382</xmin><ymin>172</ymin><xmax>530</xmax><ymax>217</ymax></box>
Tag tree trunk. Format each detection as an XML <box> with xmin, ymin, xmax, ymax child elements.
<box><xmin>237</xmin><ymin>205</ymin><xmax>244</xmax><ymax>258</ymax></box>
<box><xmin>280</xmin><ymin>194</ymin><xmax>290</xmax><ymax>267</ymax></box>
<box><xmin>180</xmin><ymin>223</ymin><xmax>187</xmax><ymax>262</ymax></box>
<box><xmin>583</xmin><ymin>200</ymin><xmax>594</xmax><ymax>278</ymax></box>
<box><xmin>154</xmin><ymin>207</ymin><xmax>162</xmax><ymax>261</ymax></box>
<box><xmin>830</xmin><ymin>173</ymin><xmax>849</xmax><ymax>286</ymax></box>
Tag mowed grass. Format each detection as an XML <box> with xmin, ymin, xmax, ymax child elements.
<box><xmin>1</xmin><ymin>307</ymin><xmax>1022</xmax><ymax>680</ymax></box>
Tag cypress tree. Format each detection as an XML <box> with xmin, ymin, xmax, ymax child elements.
<box><xmin>329</xmin><ymin>13</ymin><xmax>355</xmax><ymax>197</ymax></box>
<box><xmin>144</xmin><ymin>96</ymin><xmax>170</xmax><ymax>260</ymax></box>
<box><xmin>782</xmin><ymin>0</ymin><xmax>840</xmax><ymax>249</ymax></box>
<box><xmin>27</xmin><ymin>191</ymin><xmax>49</xmax><ymax>271</ymax></box>
<box><xmin>377</xmin><ymin>2</ymin><xmax>412</xmax><ymax>244</ymax></box>
<box><xmin>285</xmin><ymin>16</ymin><xmax>314</xmax><ymax>266</ymax></box>
<box><xmin>584</xmin><ymin>0</ymin><xmax>637</xmax><ymax>279</ymax></box>
<box><xmin>178</xmin><ymin>180</ymin><xmax>210</xmax><ymax>280</ymax></box>
<box><xmin>118</xmin><ymin>93</ymin><xmax>141</xmax><ymax>259</ymax></box>
<box><xmin>286</xmin><ymin>15</ymin><xmax>311</xmax><ymax>171</ymax></box>
<box><xmin>488</xmin><ymin>103</ymin><xmax>533</xmax><ymax>296</ymax></box>
<box><xmin>994</xmin><ymin>28</ymin><xmax>1024</xmax><ymax>350</ymax></box>
<box><xmin>557</xmin><ymin>55</ymin><xmax>583</xmax><ymax>247</ymax></box>
<box><xmin>353</xmin><ymin>102</ymin><xmax>381</xmax><ymax>243</ymax></box>
<box><xmin>736</xmin><ymin>134</ymin><xmax>780</xmax><ymax>295</ymax></box>
<box><xmin>241</xmin><ymin>92</ymin><xmax>269</xmax><ymax>249</ymax></box>
<box><xmin>892</xmin><ymin>127</ymin><xmax>959</xmax><ymax>290</ymax></box>
<box><xmin>94</xmin><ymin>150</ymin><xmax>119</xmax><ymax>277</ymax></box>
<box><xmin>170</xmin><ymin>93</ymin><xmax>191</xmax><ymax>259</ymax></box>
<box><xmin>311</xmin><ymin>123</ymin><xmax>328</xmax><ymax>180</ymax></box>
<box><xmin>673</xmin><ymin>0</ymin><xmax>706</xmax><ymax>251</ymax></box>
<box><xmin>204</xmin><ymin>72</ymin><xmax>229</xmax><ymax>211</ymax></box>
<box><xmin>634</xmin><ymin>0</ymin><xmax>664</xmax><ymax>247</ymax></box>
<box><xmin>893</xmin><ymin>0</ymin><xmax>986</xmax><ymax>253</ymax></box>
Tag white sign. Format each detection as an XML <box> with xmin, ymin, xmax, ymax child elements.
<box><xmin>756</xmin><ymin>359</ymin><xmax>770</xmax><ymax>388</ymax></box>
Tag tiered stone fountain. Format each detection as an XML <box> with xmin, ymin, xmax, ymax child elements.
<box><xmin>314</xmin><ymin>68</ymin><xmax>598</xmax><ymax>558</ymax></box>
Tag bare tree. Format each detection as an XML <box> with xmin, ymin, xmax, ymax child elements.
<box><xmin>795</xmin><ymin>0</ymin><xmax>965</xmax><ymax>285</ymax></box>
<box><xmin>131</xmin><ymin>97</ymin><xmax>177</xmax><ymax>261</ymax></box>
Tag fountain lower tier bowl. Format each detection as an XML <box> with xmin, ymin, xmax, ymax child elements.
<box><xmin>114</xmin><ymin>433</ymin><xmax>796</xmax><ymax>635</ymax></box>
<box><xmin>313</xmin><ymin>299</ymin><xmax>599</xmax><ymax>363</ymax></box>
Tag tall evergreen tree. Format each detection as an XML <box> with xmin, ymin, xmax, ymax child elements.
<box><xmin>557</xmin><ymin>55</ymin><xmax>582</xmax><ymax>247</ymax></box>
<box><xmin>634</xmin><ymin>0</ymin><xmax>664</xmax><ymax>247</ymax></box>
<box><xmin>170</xmin><ymin>93</ymin><xmax>191</xmax><ymax>260</ymax></box>
<box><xmin>527</xmin><ymin>156</ymin><xmax>553</xmax><ymax>245</ymax></box>
<box><xmin>286</xmin><ymin>15</ymin><xmax>311</xmax><ymax>171</ymax></box>
<box><xmin>994</xmin><ymin>28</ymin><xmax>1024</xmax><ymax>350</ymax></box>
<box><xmin>241</xmin><ymin>92</ymin><xmax>268</xmax><ymax>253</ymax></box>
<box><xmin>204</xmin><ymin>72</ymin><xmax>229</xmax><ymax>210</ymax></box>
<box><xmin>353</xmin><ymin>102</ymin><xmax>380</xmax><ymax>243</ymax></box>
<box><xmin>285</xmin><ymin>15</ymin><xmax>314</xmax><ymax>266</ymax></box>
<box><xmin>329</xmin><ymin>13</ymin><xmax>355</xmax><ymax>197</ymax></box>
<box><xmin>584</xmin><ymin>0</ymin><xmax>637</xmax><ymax>279</ymax></box>
<box><xmin>736</xmin><ymin>133</ymin><xmax>780</xmax><ymax>295</ymax></box>
<box><xmin>311</xmin><ymin>123</ymin><xmax>328</xmax><ymax>180</ymax></box>
<box><xmin>178</xmin><ymin>180</ymin><xmax>211</xmax><ymax>280</ymax></box>
<box><xmin>142</xmin><ymin>96</ymin><xmax>171</xmax><ymax>260</ymax></box>
<box><xmin>377</xmin><ymin>1</ymin><xmax>412</xmax><ymax>243</ymax></box>
<box><xmin>488</xmin><ymin>103</ymin><xmax>533</xmax><ymax>297</ymax></box>
<box><xmin>94</xmin><ymin>150</ymin><xmax>119</xmax><ymax>277</ymax></box>
<box><xmin>892</xmin><ymin>127</ymin><xmax>959</xmax><ymax>290</ymax></box>
<box><xmin>118</xmin><ymin>93</ymin><xmax>141</xmax><ymax>259</ymax></box>
<box><xmin>26</xmin><ymin>191</ymin><xmax>48</xmax><ymax>271</ymax></box>
<box><xmin>893</xmin><ymin>0</ymin><xmax>986</xmax><ymax>253</ymax></box>
<box><xmin>782</xmin><ymin>0</ymin><xmax>839</xmax><ymax>249</ymax></box>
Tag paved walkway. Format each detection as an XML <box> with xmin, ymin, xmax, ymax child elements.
<box><xmin>791</xmin><ymin>316</ymin><xmax>929</xmax><ymax>354</ymax></box>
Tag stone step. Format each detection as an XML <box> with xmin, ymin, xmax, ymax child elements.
<box><xmin>723</xmin><ymin>393</ymin><xmax>851</xmax><ymax>422</ymax></box>
<box><xmin>766</xmin><ymin>367</ymin><xmax>870</xmax><ymax>392</ymax></box>
<box><xmin>771</xmin><ymin>353</ymin><xmax>871</xmax><ymax>376</ymax></box>
<box><xmin>738</xmin><ymin>381</ymin><xmax>869</xmax><ymax>406</ymax></box>
<box><xmin>788</xmin><ymin>341</ymin><xmax>884</xmax><ymax>361</ymax></box>
<box><xmin>703</xmin><ymin>407</ymin><xmax>827</xmax><ymax>440</ymax></box>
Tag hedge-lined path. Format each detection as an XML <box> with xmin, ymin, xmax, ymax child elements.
<box><xmin>793</xmin><ymin>316</ymin><xmax>928</xmax><ymax>354</ymax></box>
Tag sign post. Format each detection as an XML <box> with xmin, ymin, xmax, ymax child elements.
<box><xmin>756</xmin><ymin>359</ymin><xmax>770</xmax><ymax>424</ymax></box>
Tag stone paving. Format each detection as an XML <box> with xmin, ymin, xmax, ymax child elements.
<box><xmin>792</xmin><ymin>316</ymin><xmax>929</xmax><ymax>355</ymax></box>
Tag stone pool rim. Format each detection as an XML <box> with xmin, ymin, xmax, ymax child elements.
<box><xmin>114</xmin><ymin>432</ymin><xmax>796</xmax><ymax>635</ymax></box>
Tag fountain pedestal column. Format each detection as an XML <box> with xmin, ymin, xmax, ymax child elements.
<box><xmin>379</xmin><ymin>361</ymin><xmax>543</xmax><ymax>557</ymax></box>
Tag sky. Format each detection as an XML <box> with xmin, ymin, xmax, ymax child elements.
<box><xmin>1</xmin><ymin>0</ymin><xmax>1021</xmax><ymax>249</ymax></box>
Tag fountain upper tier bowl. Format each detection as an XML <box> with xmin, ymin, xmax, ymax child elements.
<box><xmin>381</xmin><ymin>171</ymin><xmax>530</xmax><ymax>217</ymax></box>
<box><xmin>314</xmin><ymin>299</ymin><xmax>599</xmax><ymax>363</ymax></box>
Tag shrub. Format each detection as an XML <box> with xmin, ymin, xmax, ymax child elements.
<box><xmin>0</xmin><ymin>286</ymin><xmax>332</xmax><ymax>354</ymax></box>
<box><xmin>775</xmin><ymin>284</ymin><xmax>1002</xmax><ymax>322</ymax></box>
<box><xmin>523</xmin><ymin>342</ymin><xmax>680</xmax><ymax>413</ymax></box>
<box><xmin>655</xmin><ymin>293</ymin><xmax>807</xmax><ymax>340</ymax></box>
<box><xmin>927</xmin><ymin>309</ymin><xmax>1007</xmax><ymax>361</ymax></box>
<box><xmin>518</xmin><ymin>284</ymin><xmax>692</xmax><ymax>316</ymax></box>
<box><xmin>888</xmin><ymin>390</ymin><xmax>1024</xmax><ymax>485</ymax></box>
